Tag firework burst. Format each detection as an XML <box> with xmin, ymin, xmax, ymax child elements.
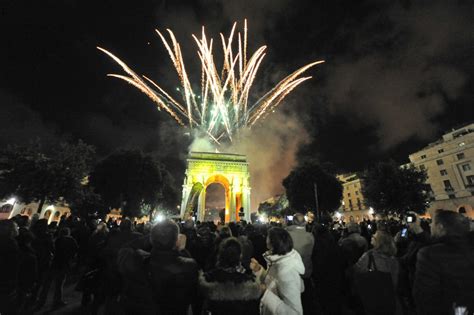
<box><xmin>98</xmin><ymin>20</ymin><xmax>324</xmax><ymax>144</ymax></box>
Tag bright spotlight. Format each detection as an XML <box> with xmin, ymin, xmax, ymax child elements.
<box><xmin>6</xmin><ymin>197</ymin><xmax>16</xmax><ymax>205</ymax></box>
<box><xmin>155</xmin><ymin>214</ymin><xmax>165</xmax><ymax>222</ymax></box>
<box><xmin>335</xmin><ymin>211</ymin><xmax>342</xmax><ymax>219</ymax></box>
<box><xmin>369</xmin><ymin>207</ymin><xmax>374</xmax><ymax>215</ymax></box>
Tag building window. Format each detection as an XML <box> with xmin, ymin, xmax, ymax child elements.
<box><xmin>457</xmin><ymin>153</ymin><xmax>465</xmax><ymax>160</ymax></box>
<box><xmin>419</xmin><ymin>164</ymin><xmax>426</xmax><ymax>171</ymax></box>
<box><xmin>355</xmin><ymin>191</ymin><xmax>359</xmax><ymax>195</ymax></box>
<box><xmin>347</xmin><ymin>193</ymin><xmax>351</xmax><ymax>197</ymax></box>
<box><xmin>448</xmin><ymin>194</ymin><xmax>456</xmax><ymax>199</ymax></box>
<box><xmin>436</xmin><ymin>159</ymin><xmax>444</xmax><ymax>165</ymax></box>
<box><xmin>420</xmin><ymin>154</ymin><xmax>427</xmax><ymax>159</ymax></box>
<box><xmin>467</xmin><ymin>175</ymin><xmax>474</xmax><ymax>185</ymax></box>
<box><xmin>443</xmin><ymin>180</ymin><xmax>453</xmax><ymax>191</ymax></box>
<box><xmin>462</xmin><ymin>163</ymin><xmax>471</xmax><ymax>171</ymax></box>
<box><xmin>438</xmin><ymin>149</ymin><xmax>444</xmax><ymax>153</ymax></box>
<box><xmin>440</xmin><ymin>170</ymin><xmax>448</xmax><ymax>176</ymax></box>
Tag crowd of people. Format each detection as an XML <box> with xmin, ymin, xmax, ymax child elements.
<box><xmin>0</xmin><ymin>208</ymin><xmax>473</xmax><ymax>315</ymax></box>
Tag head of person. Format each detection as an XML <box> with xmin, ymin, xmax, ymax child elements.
<box><xmin>95</xmin><ymin>222</ymin><xmax>109</xmax><ymax>234</ymax></box>
<box><xmin>32</xmin><ymin>218</ymin><xmax>48</xmax><ymax>235</ymax></box>
<box><xmin>0</xmin><ymin>219</ymin><xmax>19</xmax><ymax>239</ymax></box>
<box><xmin>150</xmin><ymin>219</ymin><xmax>179</xmax><ymax>250</ymax></box>
<box><xmin>183</xmin><ymin>219</ymin><xmax>195</xmax><ymax>230</ymax></box>
<box><xmin>346</xmin><ymin>222</ymin><xmax>361</xmax><ymax>234</ymax></box>
<box><xmin>217</xmin><ymin>237</ymin><xmax>242</xmax><ymax>268</ymax></box>
<box><xmin>293</xmin><ymin>213</ymin><xmax>306</xmax><ymax>226</ymax></box>
<box><xmin>120</xmin><ymin>218</ymin><xmax>133</xmax><ymax>232</ymax></box>
<box><xmin>371</xmin><ymin>231</ymin><xmax>396</xmax><ymax>256</ymax></box>
<box><xmin>267</xmin><ymin>227</ymin><xmax>293</xmax><ymax>255</ymax></box>
<box><xmin>219</xmin><ymin>225</ymin><xmax>233</xmax><ymax>239</ymax></box>
<box><xmin>59</xmin><ymin>227</ymin><xmax>71</xmax><ymax>237</ymax></box>
<box><xmin>432</xmin><ymin>209</ymin><xmax>470</xmax><ymax>239</ymax></box>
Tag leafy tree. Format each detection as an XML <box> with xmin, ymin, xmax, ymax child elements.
<box><xmin>0</xmin><ymin>140</ymin><xmax>95</xmax><ymax>213</ymax></box>
<box><xmin>283</xmin><ymin>160</ymin><xmax>343</xmax><ymax>214</ymax></box>
<box><xmin>362</xmin><ymin>160</ymin><xmax>429</xmax><ymax>215</ymax></box>
<box><xmin>89</xmin><ymin>149</ymin><xmax>165</xmax><ymax>218</ymax></box>
<box><xmin>68</xmin><ymin>185</ymin><xmax>107</xmax><ymax>219</ymax></box>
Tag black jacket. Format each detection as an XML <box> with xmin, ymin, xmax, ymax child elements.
<box><xmin>413</xmin><ymin>236</ymin><xmax>474</xmax><ymax>315</ymax></box>
<box><xmin>118</xmin><ymin>247</ymin><xmax>198</xmax><ymax>315</ymax></box>
<box><xmin>199</xmin><ymin>268</ymin><xmax>261</xmax><ymax>315</ymax></box>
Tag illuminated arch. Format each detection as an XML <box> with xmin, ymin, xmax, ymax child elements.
<box><xmin>181</xmin><ymin>152</ymin><xmax>251</xmax><ymax>222</ymax></box>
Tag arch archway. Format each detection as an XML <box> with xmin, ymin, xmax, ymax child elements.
<box><xmin>181</xmin><ymin>152</ymin><xmax>251</xmax><ymax>222</ymax></box>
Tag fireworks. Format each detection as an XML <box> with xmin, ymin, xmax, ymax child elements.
<box><xmin>98</xmin><ymin>20</ymin><xmax>324</xmax><ymax>144</ymax></box>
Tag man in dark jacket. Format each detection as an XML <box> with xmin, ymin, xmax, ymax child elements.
<box><xmin>38</xmin><ymin>227</ymin><xmax>78</xmax><ymax>307</ymax></box>
<box><xmin>118</xmin><ymin>219</ymin><xmax>198</xmax><ymax>315</ymax></box>
<box><xmin>0</xmin><ymin>220</ymin><xmax>20</xmax><ymax>314</ymax></box>
<box><xmin>413</xmin><ymin>210</ymin><xmax>474</xmax><ymax>315</ymax></box>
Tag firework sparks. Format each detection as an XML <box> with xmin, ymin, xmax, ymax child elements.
<box><xmin>98</xmin><ymin>20</ymin><xmax>324</xmax><ymax>144</ymax></box>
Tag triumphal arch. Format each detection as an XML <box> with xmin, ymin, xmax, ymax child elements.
<box><xmin>180</xmin><ymin>152</ymin><xmax>251</xmax><ymax>222</ymax></box>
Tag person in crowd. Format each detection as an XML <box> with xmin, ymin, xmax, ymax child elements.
<box><xmin>250</xmin><ymin>227</ymin><xmax>305</xmax><ymax>315</ymax></box>
<box><xmin>103</xmin><ymin>218</ymin><xmax>142</xmax><ymax>306</ymax></box>
<box><xmin>31</xmin><ymin>219</ymin><xmax>55</xmax><ymax>306</ymax></box>
<box><xmin>194</xmin><ymin>225</ymin><xmax>216</xmax><ymax>270</ymax></box>
<box><xmin>312</xmin><ymin>223</ymin><xmax>344</xmax><ymax>315</ymax></box>
<box><xmin>118</xmin><ymin>219</ymin><xmax>199</xmax><ymax>315</ymax></box>
<box><xmin>16</xmin><ymin>227</ymin><xmax>38</xmax><ymax>311</ymax></box>
<box><xmin>286</xmin><ymin>213</ymin><xmax>315</xmax><ymax>314</ymax></box>
<box><xmin>413</xmin><ymin>209</ymin><xmax>474</xmax><ymax>315</ymax></box>
<box><xmin>398</xmin><ymin>212</ymin><xmax>431</xmax><ymax>311</ymax></box>
<box><xmin>81</xmin><ymin>222</ymin><xmax>109</xmax><ymax>309</ymax></box>
<box><xmin>38</xmin><ymin>227</ymin><xmax>78</xmax><ymax>307</ymax></box>
<box><xmin>458</xmin><ymin>206</ymin><xmax>474</xmax><ymax>231</ymax></box>
<box><xmin>354</xmin><ymin>230</ymin><xmax>401</xmax><ymax>315</ymax></box>
<box><xmin>199</xmin><ymin>237</ymin><xmax>261</xmax><ymax>315</ymax></box>
<box><xmin>0</xmin><ymin>220</ymin><xmax>20</xmax><ymax>315</ymax></box>
<box><xmin>339</xmin><ymin>222</ymin><xmax>368</xmax><ymax>266</ymax></box>
<box><xmin>238</xmin><ymin>224</ymin><xmax>255</xmax><ymax>271</ymax></box>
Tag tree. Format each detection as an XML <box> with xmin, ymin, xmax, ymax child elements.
<box><xmin>283</xmin><ymin>160</ymin><xmax>343</xmax><ymax>214</ymax></box>
<box><xmin>362</xmin><ymin>160</ymin><xmax>429</xmax><ymax>215</ymax></box>
<box><xmin>68</xmin><ymin>185</ymin><xmax>107</xmax><ymax>219</ymax></box>
<box><xmin>0</xmin><ymin>140</ymin><xmax>95</xmax><ymax>213</ymax></box>
<box><xmin>89</xmin><ymin>149</ymin><xmax>165</xmax><ymax>218</ymax></box>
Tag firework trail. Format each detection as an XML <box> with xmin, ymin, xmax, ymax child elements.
<box><xmin>98</xmin><ymin>20</ymin><xmax>324</xmax><ymax>144</ymax></box>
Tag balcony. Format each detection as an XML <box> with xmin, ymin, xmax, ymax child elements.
<box><xmin>444</xmin><ymin>187</ymin><xmax>454</xmax><ymax>192</ymax></box>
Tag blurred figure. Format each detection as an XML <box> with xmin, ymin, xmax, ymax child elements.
<box><xmin>118</xmin><ymin>219</ymin><xmax>199</xmax><ymax>314</ymax></box>
<box><xmin>287</xmin><ymin>213</ymin><xmax>315</xmax><ymax>314</ymax></box>
<box><xmin>16</xmin><ymin>228</ymin><xmax>38</xmax><ymax>311</ymax></box>
<box><xmin>339</xmin><ymin>222</ymin><xmax>368</xmax><ymax>266</ymax></box>
<box><xmin>31</xmin><ymin>219</ymin><xmax>54</xmax><ymax>307</ymax></box>
<box><xmin>200</xmin><ymin>237</ymin><xmax>260</xmax><ymax>315</ymax></box>
<box><xmin>354</xmin><ymin>230</ymin><xmax>400</xmax><ymax>315</ymax></box>
<box><xmin>0</xmin><ymin>220</ymin><xmax>20</xmax><ymax>314</ymax></box>
<box><xmin>250</xmin><ymin>227</ymin><xmax>305</xmax><ymax>315</ymax></box>
<box><xmin>38</xmin><ymin>227</ymin><xmax>78</xmax><ymax>307</ymax></box>
<box><xmin>413</xmin><ymin>210</ymin><xmax>474</xmax><ymax>315</ymax></box>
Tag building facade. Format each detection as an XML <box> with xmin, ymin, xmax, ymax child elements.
<box><xmin>408</xmin><ymin>123</ymin><xmax>474</xmax><ymax>215</ymax></box>
<box><xmin>337</xmin><ymin>173</ymin><xmax>372</xmax><ymax>222</ymax></box>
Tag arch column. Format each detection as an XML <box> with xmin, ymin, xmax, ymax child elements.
<box><xmin>197</xmin><ymin>189</ymin><xmax>206</xmax><ymax>221</ymax></box>
<box><xmin>180</xmin><ymin>183</ymin><xmax>193</xmax><ymax>218</ymax></box>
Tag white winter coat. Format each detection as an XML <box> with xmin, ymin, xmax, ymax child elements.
<box><xmin>254</xmin><ymin>249</ymin><xmax>305</xmax><ymax>315</ymax></box>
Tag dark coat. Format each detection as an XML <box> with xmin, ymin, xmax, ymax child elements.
<box><xmin>117</xmin><ymin>247</ymin><xmax>199</xmax><ymax>315</ymax></box>
<box><xmin>52</xmin><ymin>235</ymin><xmax>78</xmax><ymax>269</ymax></box>
<box><xmin>148</xmin><ymin>249</ymin><xmax>199</xmax><ymax>314</ymax></box>
<box><xmin>199</xmin><ymin>268</ymin><xmax>261</xmax><ymax>315</ymax></box>
<box><xmin>413</xmin><ymin>236</ymin><xmax>474</xmax><ymax>315</ymax></box>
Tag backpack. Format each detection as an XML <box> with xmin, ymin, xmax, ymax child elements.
<box><xmin>354</xmin><ymin>253</ymin><xmax>396</xmax><ymax>315</ymax></box>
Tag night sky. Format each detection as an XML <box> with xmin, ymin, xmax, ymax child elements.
<box><xmin>1</xmin><ymin>0</ymin><xmax>473</xmax><ymax>203</ymax></box>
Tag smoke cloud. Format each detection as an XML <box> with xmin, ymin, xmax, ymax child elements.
<box><xmin>323</xmin><ymin>0</ymin><xmax>472</xmax><ymax>149</ymax></box>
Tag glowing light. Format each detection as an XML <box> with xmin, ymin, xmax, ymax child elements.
<box><xmin>6</xmin><ymin>198</ymin><xmax>16</xmax><ymax>205</ymax></box>
<box><xmin>335</xmin><ymin>211</ymin><xmax>342</xmax><ymax>219</ymax></box>
<box><xmin>304</xmin><ymin>215</ymin><xmax>308</xmax><ymax>222</ymax></box>
<box><xmin>98</xmin><ymin>20</ymin><xmax>324</xmax><ymax>144</ymax></box>
<box><xmin>258</xmin><ymin>214</ymin><xmax>268</xmax><ymax>223</ymax></box>
<box><xmin>155</xmin><ymin>213</ymin><xmax>165</xmax><ymax>223</ymax></box>
<box><xmin>369</xmin><ymin>207</ymin><xmax>374</xmax><ymax>215</ymax></box>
